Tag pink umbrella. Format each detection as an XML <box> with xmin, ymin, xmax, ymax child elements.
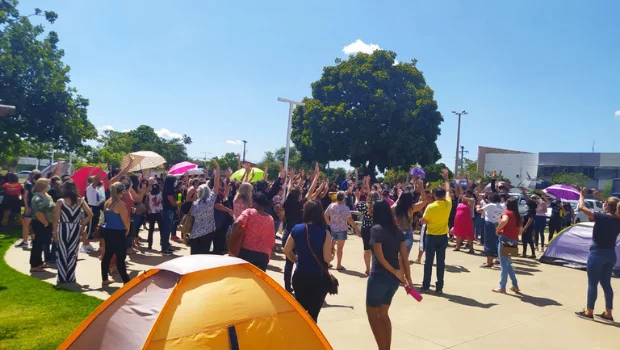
<box><xmin>168</xmin><ymin>161</ymin><xmax>198</xmax><ymax>176</ymax></box>
<box><xmin>544</xmin><ymin>184</ymin><xmax>580</xmax><ymax>200</ymax></box>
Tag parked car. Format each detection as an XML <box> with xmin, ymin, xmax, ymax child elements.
<box><xmin>16</xmin><ymin>170</ymin><xmax>32</xmax><ymax>182</ymax></box>
<box><xmin>546</xmin><ymin>200</ymin><xmax>590</xmax><ymax>224</ymax></box>
<box><xmin>585</xmin><ymin>198</ymin><xmax>604</xmax><ymax>214</ymax></box>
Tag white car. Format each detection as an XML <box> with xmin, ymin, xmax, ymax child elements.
<box><xmin>546</xmin><ymin>200</ymin><xmax>590</xmax><ymax>224</ymax></box>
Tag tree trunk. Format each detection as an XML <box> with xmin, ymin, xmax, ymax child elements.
<box><xmin>365</xmin><ymin>160</ymin><xmax>377</xmax><ymax>183</ymax></box>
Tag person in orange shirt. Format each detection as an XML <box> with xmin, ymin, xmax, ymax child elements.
<box><xmin>1</xmin><ymin>173</ymin><xmax>23</xmax><ymax>228</ymax></box>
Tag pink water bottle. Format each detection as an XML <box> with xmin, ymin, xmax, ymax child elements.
<box><xmin>404</xmin><ymin>285</ymin><xmax>423</xmax><ymax>302</ymax></box>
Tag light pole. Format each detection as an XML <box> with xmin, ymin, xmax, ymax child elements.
<box><xmin>460</xmin><ymin>145</ymin><xmax>469</xmax><ymax>176</ymax></box>
<box><xmin>277</xmin><ymin>97</ymin><xmax>305</xmax><ymax>174</ymax></box>
<box><xmin>242</xmin><ymin>140</ymin><xmax>247</xmax><ymax>163</ymax></box>
<box><xmin>451</xmin><ymin>110</ymin><xmax>467</xmax><ymax>176</ymax></box>
<box><xmin>0</xmin><ymin>104</ymin><xmax>15</xmax><ymax>117</ymax></box>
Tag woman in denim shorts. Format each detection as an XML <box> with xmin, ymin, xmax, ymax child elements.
<box><xmin>367</xmin><ymin>200</ymin><xmax>412</xmax><ymax>350</ymax></box>
<box><xmin>325</xmin><ymin>191</ymin><xmax>360</xmax><ymax>270</ymax></box>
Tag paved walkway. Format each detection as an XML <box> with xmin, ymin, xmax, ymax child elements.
<box><xmin>5</xmin><ymin>231</ymin><xmax>620</xmax><ymax>349</ymax></box>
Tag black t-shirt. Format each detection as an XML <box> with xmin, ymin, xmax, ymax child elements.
<box><xmin>550</xmin><ymin>202</ymin><xmax>562</xmax><ymax>221</ymax></box>
<box><xmin>370</xmin><ymin>224</ymin><xmax>404</xmax><ymax>273</ymax></box>
<box><xmin>162</xmin><ymin>188</ymin><xmax>175</xmax><ymax>210</ymax></box>
<box><xmin>523</xmin><ymin>210</ymin><xmax>536</xmax><ymax>235</ymax></box>
<box><xmin>592</xmin><ymin>212</ymin><xmax>620</xmax><ymax>250</ymax></box>
<box><xmin>283</xmin><ymin>199</ymin><xmax>304</xmax><ymax>232</ymax></box>
<box><xmin>320</xmin><ymin>194</ymin><xmax>331</xmax><ymax>213</ymax></box>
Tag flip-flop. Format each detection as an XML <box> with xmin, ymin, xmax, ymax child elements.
<box><xmin>480</xmin><ymin>263</ymin><xmax>493</xmax><ymax>268</ymax></box>
<box><xmin>595</xmin><ymin>313</ymin><xmax>614</xmax><ymax>322</ymax></box>
<box><xmin>336</xmin><ymin>266</ymin><xmax>346</xmax><ymax>271</ymax></box>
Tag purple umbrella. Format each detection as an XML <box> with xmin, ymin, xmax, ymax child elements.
<box><xmin>410</xmin><ymin>167</ymin><xmax>425</xmax><ymax>179</ymax></box>
<box><xmin>544</xmin><ymin>184</ymin><xmax>580</xmax><ymax>200</ymax></box>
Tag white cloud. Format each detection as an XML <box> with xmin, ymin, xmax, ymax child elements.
<box><xmin>226</xmin><ymin>140</ymin><xmax>243</xmax><ymax>145</ymax></box>
<box><xmin>343</xmin><ymin>39</ymin><xmax>381</xmax><ymax>55</ymax></box>
<box><xmin>615</xmin><ymin>110</ymin><xmax>620</xmax><ymax>117</ymax></box>
<box><xmin>155</xmin><ymin>128</ymin><xmax>183</xmax><ymax>139</ymax></box>
<box><xmin>96</xmin><ymin>125</ymin><xmax>114</xmax><ymax>132</ymax></box>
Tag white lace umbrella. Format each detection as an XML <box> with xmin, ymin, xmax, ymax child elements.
<box><xmin>121</xmin><ymin>151</ymin><xmax>166</xmax><ymax>172</ymax></box>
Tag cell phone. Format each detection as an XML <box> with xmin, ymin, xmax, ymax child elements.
<box><xmin>586</xmin><ymin>189</ymin><xmax>593</xmax><ymax>195</ymax></box>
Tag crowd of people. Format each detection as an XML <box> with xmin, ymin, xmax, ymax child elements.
<box><xmin>1</xmin><ymin>155</ymin><xmax>618</xmax><ymax>349</ymax></box>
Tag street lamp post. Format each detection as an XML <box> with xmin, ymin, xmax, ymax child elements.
<box><xmin>0</xmin><ymin>104</ymin><xmax>16</xmax><ymax>117</ymax></box>
<box><xmin>242</xmin><ymin>140</ymin><xmax>248</xmax><ymax>163</ymax></box>
<box><xmin>451</xmin><ymin>110</ymin><xmax>468</xmax><ymax>176</ymax></box>
<box><xmin>277</xmin><ymin>97</ymin><xmax>305</xmax><ymax>174</ymax></box>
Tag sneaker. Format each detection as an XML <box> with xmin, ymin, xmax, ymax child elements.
<box><xmin>162</xmin><ymin>249</ymin><xmax>173</xmax><ymax>256</ymax></box>
<box><xmin>15</xmin><ymin>241</ymin><xmax>28</xmax><ymax>248</ymax></box>
<box><xmin>80</xmin><ymin>244</ymin><xmax>95</xmax><ymax>253</ymax></box>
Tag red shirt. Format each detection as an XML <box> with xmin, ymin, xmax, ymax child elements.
<box><xmin>500</xmin><ymin>210</ymin><xmax>520</xmax><ymax>240</ymax></box>
<box><xmin>2</xmin><ymin>182</ymin><xmax>23</xmax><ymax>197</ymax></box>
<box><xmin>237</xmin><ymin>208</ymin><xmax>275</xmax><ymax>257</ymax></box>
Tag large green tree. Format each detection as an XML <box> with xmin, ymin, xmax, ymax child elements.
<box><xmin>423</xmin><ymin>163</ymin><xmax>453</xmax><ymax>183</ymax></box>
<box><xmin>291</xmin><ymin>50</ymin><xmax>443</xmax><ymax>177</ymax></box>
<box><xmin>88</xmin><ymin>125</ymin><xmax>192</xmax><ymax>168</ymax></box>
<box><xmin>0</xmin><ymin>2</ymin><xmax>97</xmax><ymax>167</ymax></box>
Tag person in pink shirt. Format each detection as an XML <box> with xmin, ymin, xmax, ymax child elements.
<box><xmin>382</xmin><ymin>189</ymin><xmax>395</xmax><ymax>206</ymax></box>
<box><xmin>235</xmin><ymin>192</ymin><xmax>275</xmax><ymax>271</ymax></box>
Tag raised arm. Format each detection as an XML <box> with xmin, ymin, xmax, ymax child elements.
<box><xmin>213</xmin><ymin>160</ymin><xmax>221</xmax><ymax>197</ymax></box>
<box><xmin>579</xmin><ymin>187</ymin><xmax>595</xmax><ymax>221</ymax></box>
<box><xmin>110</xmin><ymin>154</ymin><xmax>136</xmax><ymax>184</ymax></box>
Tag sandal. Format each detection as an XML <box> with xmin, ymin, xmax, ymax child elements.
<box><xmin>595</xmin><ymin>313</ymin><xmax>614</xmax><ymax>322</ymax></box>
<box><xmin>468</xmin><ymin>249</ymin><xmax>475</xmax><ymax>254</ymax></box>
<box><xmin>30</xmin><ymin>267</ymin><xmax>45</xmax><ymax>272</ymax></box>
<box><xmin>102</xmin><ymin>280</ymin><xmax>114</xmax><ymax>286</ymax></box>
<box><xmin>492</xmin><ymin>288</ymin><xmax>506</xmax><ymax>294</ymax></box>
<box><xmin>574</xmin><ymin>310</ymin><xmax>593</xmax><ymax>320</ymax></box>
<box><xmin>453</xmin><ymin>248</ymin><xmax>460</xmax><ymax>252</ymax></box>
<box><xmin>510</xmin><ymin>286</ymin><xmax>521</xmax><ymax>293</ymax></box>
<box><xmin>336</xmin><ymin>266</ymin><xmax>346</xmax><ymax>271</ymax></box>
<box><xmin>480</xmin><ymin>263</ymin><xmax>493</xmax><ymax>268</ymax></box>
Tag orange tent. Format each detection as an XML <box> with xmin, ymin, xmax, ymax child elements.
<box><xmin>60</xmin><ymin>255</ymin><xmax>332</xmax><ymax>349</ymax></box>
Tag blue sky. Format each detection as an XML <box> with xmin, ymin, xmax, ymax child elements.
<box><xmin>20</xmin><ymin>0</ymin><xmax>620</xmax><ymax>169</ymax></box>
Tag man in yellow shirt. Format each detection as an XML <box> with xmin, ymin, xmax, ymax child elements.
<box><xmin>420</xmin><ymin>169</ymin><xmax>451</xmax><ymax>294</ymax></box>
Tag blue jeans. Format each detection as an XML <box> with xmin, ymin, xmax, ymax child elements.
<box><xmin>475</xmin><ymin>216</ymin><xmax>485</xmax><ymax>240</ymax></box>
<box><xmin>282</xmin><ymin>230</ymin><xmax>294</xmax><ymax>292</ymax></box>
<box><xmin>422</xmin><ymin>234</ymin><xmax>448</xmax><ymax>290</ymax></box>
<box><xmin>161</xmin><ymin>209</ymin><xmax>174</xmax><ymax>251</ymax></box>
<box><xmin>367</xmin><ymin>269</ymin><xmax>400</xmax><ymax>307</ymax></box>
<box><xmin>403</xmin><ymin>230</ymin><xmax>414</xmax><ymax>255</ymax></box>
<box><xmin>498</xmin><ymin>236</ymin><xmax>519</xmax><ymax>290</ymax></box>
<box><xmin>534</xmin><ymin>216</ymin><xmax>547</xmax><ymax>248</ymax></box>
<box><xmin>484</xmin><ymin>221</ymin><xmax>498</xmax><ymax>257</ymax></box>
<box><xmin>586</xmin><ymin>248</ymin><xmax>616</xmax><ymax>310</ymax></box>
<box><xmin>127</xmin><ymin>213</ymin><xmax>143</xmax><ymax>248</ymax></box>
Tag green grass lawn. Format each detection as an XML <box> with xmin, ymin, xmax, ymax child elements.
<box><xmin>0</xmin><ymin>228</ymin><xmax>102</xmax><ymax>349</ymax></box>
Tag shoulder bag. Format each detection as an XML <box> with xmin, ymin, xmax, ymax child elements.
<box><xmin>179</xmin><ymin>205</ymin><xmax>194</xmax><ymax>235</ymax></box>
<box><xmin>306</xmin><ymin>224</ymin><xmax>339</xmax><ymax>295</ymax></box>
<box><xmin>500</xmin><ymin>240</ymin><xmax>519</xmax><ymax>257</ymax></box>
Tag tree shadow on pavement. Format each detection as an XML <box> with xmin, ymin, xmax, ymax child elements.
<box><xmin>267</xmin><ymin>265</ymin><xmax>283</xmax><ymax>273</ymax></box>
<box><xmin>444</xmin><ymin>265</ymin><xmax>470</xmax><ymax>273</ymax></box>
<box><xmin>509</xmin><ymin>292</ymin><xmax>562</xmax><ymax>307</ymax></box>
<box><xmin>512</xmin><ymin>259</ymin><xmax>540</xmax><ymax>267</ymax></box>
<box><xmin>338</xmin><ymin>269</ymin><xmax>368</xmax><ymax>278</ymax></box>
<box><xmin>428</xmin><ymin>291</ymin><xmax>498</xmax><ymax>309</ymax></box>
<box><xmin>323</xmin><ymin>301</ymin><xmax>354</xmax><ymax>310</ymax></box>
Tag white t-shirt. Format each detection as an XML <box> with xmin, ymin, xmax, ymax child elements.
<box><xmin>86</xmin><ymin>185</ymin><xmax>105</xmax><ymax>206</ymax></box>
<box><xmin>481</xmin><ymin>203</ymin><xmax>504</xmax><ymax>223</ymax></box>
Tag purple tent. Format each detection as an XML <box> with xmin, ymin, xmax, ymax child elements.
<box><xmin>541</xmin><ymin>222</ymin><xmax>620</xmax><ymax>272</ymax></box>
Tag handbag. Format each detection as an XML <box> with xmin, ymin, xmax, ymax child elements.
<box><xmin>228</xmin><ymin>221</ymin><xmax>246</xmax><ymax>257</ymax></box>
<box><xmin>179</xmin><ymin>206</ymin><xmax>194</xmax><ymax>235</ymax></box>
<box><xmin>306</xmin><ymin>225</ymin><xmax>339</xmax><ymax>295</ymax></box>
<box><xmin>500</xmin><ymin>241</ymin><xmax>519</xmax><ymax>257</ymax></box>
